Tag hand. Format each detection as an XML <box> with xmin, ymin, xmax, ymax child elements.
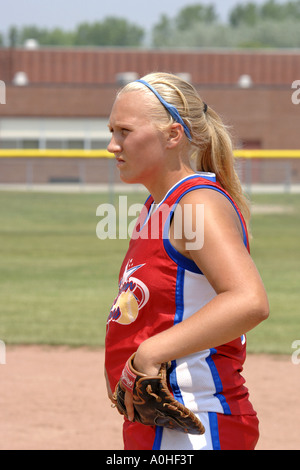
<box><xmin>124</xmin><ymin>389</ymin><xmax>135</xmax><ymax>422</ymax></box>
<box><xmin>105</xmin><ymin>368</ymin><xmax>116</xmax><ymax>404</ymax></box>
<box><xmin>124</xmin><ymin>344</ymin><xmax>161</xmax><ymax>422</ymax></box>
<box><xmin>133</xmin><ymin>345</ymin><xmax>161</xmax><ymax>377</ymax></box>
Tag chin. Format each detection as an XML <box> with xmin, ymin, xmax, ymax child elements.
<box><xmin>119</xmin><ymin>171</ymin><xmax>141</xmax><ymax>186</ymax></box>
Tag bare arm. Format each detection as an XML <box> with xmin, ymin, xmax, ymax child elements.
<box><xmin>105</xmin><ymin>367</ymin><xmax>115</xmax><ymax>403</ymax></box>
<box><xmin>126</xmin><ymin>189</ymin><xmax>269</xmax><ymax>419</ymax></box>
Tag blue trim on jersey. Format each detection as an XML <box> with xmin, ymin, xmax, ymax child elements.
<box><xmin>163</xmin><ymin>209</ymin><xmax>203</xmax><ymax>274</ymax></box>
<box><xmin>191</xmin><ymin>185</ymin><xmax>248</xmax><ymax>248</ymax></box>
<box><xmin>175</xmin><ymin>184</ymin><xmax>248</xmax><ymax>249</ymax></box>
<box><xmin>152</xmin><ymin>426</ymin><xmax>163</xmax><ymax>450</ymax></box>
<box><xmin>206</xmin><ymin>349</ymin><xmax>231</xmax><ymax>415</ymax></box>
<box><xmin>169</xmin><ymin>360</ymin><xmax>184</xmax><ymax>404</ymax></box>
<box><xmin>162</xmin><ymin>178</ymin><xmax>245</xmax><ymax>418</ymax></box>
<box><xmin>174</xmin><ymin>266</ymin><xmax>185</xmax><ymax>325</ymax></box>
<box><xmin>162</xmin><ymin>198</ymin><xmax>203</xmax><ymax>274</ymax></box>
<box><xmin>197</xmin><ymin>172</ymin><xmax>216</xmax><ymax>182</ymax></box>
<box><xmin>169</xmin><ymin>267</ymin><xmax>186</xmax><ymax>404</ymax></box>
<box><xmin>159</xmin><ymin>173</ymin><xmax>215</xmax><ymax>206</ymax></box>
<box><xmin>153</xmin><ymin>267</ymin><xmax>186</xmax><ymax>449</ymax></box>
<box><xmin>208</xmin><ymin>412</ymin><xmax>221</xmax><ymax>450</ymax></box>
<box><xmin>139</xmin><ymin>201</ymin><xmax>155</xmax><ymax>231</ymax></box>
<box><xmin>162</xmin><ymin>181</ymin><xmax>248</xmax><ymax>274</ymax></box>
<box><xmin>163</xmin><ymin>239</ymin><xmax>203</xmax><ymax>274</ymax></box>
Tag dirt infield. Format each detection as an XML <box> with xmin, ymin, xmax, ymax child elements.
<box><xmin>0</xmin><ymin>345</ymin><xmax>299</xmax><ymax>450</ymax></box>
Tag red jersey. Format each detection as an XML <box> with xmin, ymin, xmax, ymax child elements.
<box><xmin>105</xmin><ymin>174</ymin><xmax>257</xmax><ymax>450</ymax></box>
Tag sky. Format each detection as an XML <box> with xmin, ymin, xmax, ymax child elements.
<box><xmin>1</xmin><ymin>0</ymin><xmax>271</xmax><ymax>33</ymax></box>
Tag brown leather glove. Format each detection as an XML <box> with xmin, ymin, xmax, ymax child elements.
<box><xmin>112</xmin><ymin>353</ymin><xmax>205</xmax><ymax>435</ymax></box>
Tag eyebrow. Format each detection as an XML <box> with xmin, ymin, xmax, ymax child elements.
<box><xmin>107</xmin><ymin>121</ymin><xmax>133</xmax><ymax>130</ymax></box>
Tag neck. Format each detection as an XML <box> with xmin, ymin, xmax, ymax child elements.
<box><xmin>144</xmin><ymin>166</ymin><xmax>195</xmax><ymax>203</ymax></box>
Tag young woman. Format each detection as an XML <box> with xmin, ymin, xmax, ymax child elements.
<box><xmin>104</xmin><ymin>72</ymin><xmax>269</xmax><ymax>450</ymax></box>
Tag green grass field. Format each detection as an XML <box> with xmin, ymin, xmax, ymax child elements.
<box><xmin>0</xmin><ymin>189</ymin><xmax>299</xmax><ymax>354</ymax></box>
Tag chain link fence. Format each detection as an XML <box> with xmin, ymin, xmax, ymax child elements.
<box><xmin>0</xmin><ymin>150</ymin><xmax>299</xmax><ymax>194</ymax></box>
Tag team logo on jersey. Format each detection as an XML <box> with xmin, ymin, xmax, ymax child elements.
<box><xmin>108</xmin><ymin>260</ymin><xmax>149</xmax><ymax>325</ymax></box>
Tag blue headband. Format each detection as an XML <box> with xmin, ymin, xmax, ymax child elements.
<box><xmin>136</xmin><ymin>79</ymin><xmax>192</xmax><ymax>141</ymax></box>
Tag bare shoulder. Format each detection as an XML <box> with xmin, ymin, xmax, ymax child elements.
<box><xmin>177</xmin><ymin>187</ymin><xmax>244</xmax><ymax>237</ymax></box>
<box><xmin>169</xmin><ymin>187</ymin><xmax>246</xmax><ymax>262</ymax></box>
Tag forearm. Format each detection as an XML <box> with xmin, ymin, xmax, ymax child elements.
<box><xmin>105</xmin><ymin>367</ymin><xmax>114</xmax><ymax>402</ymax></box>
<box><xmin>134</xmin><ymin>290</ymin><xmax>268</xmax><ymax>375</ymax></box>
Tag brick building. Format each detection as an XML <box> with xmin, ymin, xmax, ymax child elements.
<box><xmin>0</xmin><ymin>47</ymin><xmax>299</xmax><ymax>185</ymax></box>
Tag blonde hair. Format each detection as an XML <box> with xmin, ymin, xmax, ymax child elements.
<box><xmin>119</xmin><ymin>72</ymin><xmax>251</xmax><ymax>228</ymax></box>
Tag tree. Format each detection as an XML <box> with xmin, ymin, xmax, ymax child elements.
<box><xmin>8</xmin><ymin>26</ymin><xmax>19</xmax><ymax>47</ymax></box>
<box><xmin>2</xmin><ymin>18</ymin><xmax>144</xmax><ymax>48</ymax></box>
<box><xmin>229</xmin><ymin>2</ymin><xmax>260</xmax><ymax>26</ymax></box>
<box><xmin>229</xmin><ymin>0</ymin><xmax>300</xmax><ymax>26</ymax></box>
<box><xmin>175</xmin><ymin>4</ymin><xmax>218</xmax><ymax>30</ymax></box>
<box><xmin>152</xmin><ymin>3</ymin><xmax>218</xmax><ymax>47</ymax></box>
<box><xmin>152</xmin><ymin>15</ymin><xmax>175</xmax><ymax>48</ymax></box>
<box><xmin>261</xmin><ymin>0</ymin><xmax>300</xmax><ymax>20</ymax></box>
<box><xmin>74</xmin><ymin>18</ymin><xmax>144</xmax><ymax>46</ymax></box>
<box><xmin>9</xmin><ymin>25</ymin><xmax>75</xmax><ymax>47</ymax></box>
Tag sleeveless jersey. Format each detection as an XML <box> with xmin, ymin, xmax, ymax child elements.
<box><xmin>105</xmin><ymin>174</ymin><xmax>256</xmax><ymax>449</ymax></box>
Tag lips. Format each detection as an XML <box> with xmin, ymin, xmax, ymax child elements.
<box><xmin>116</xmin><ymin>156</ymin><xmax>125</xmax><ymax>166</ymax></box>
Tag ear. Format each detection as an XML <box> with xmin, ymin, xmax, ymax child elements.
<box><xmin>165</xmin><ymin>123</ymin><xmax>185</xmax><ymax>149</ymax></box>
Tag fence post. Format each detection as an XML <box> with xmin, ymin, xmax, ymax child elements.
<box><xmin>26</xmin><ymin>159</ymin><xmax>34</xmax><ymax>189</ymax></box>
<box><xmin>245</xmin><ymin>158</ymin><xmax>252</xmax><ymax>194</ymax></box>
<box><xmin>78</xmin><ymin>159</ymin><xmax>86</xmax><ymax>188</ymax></box>
<box><xmin>284</xmin><ymin>160</ymin><xmax>292</xmax><ymax>193</ymax></box>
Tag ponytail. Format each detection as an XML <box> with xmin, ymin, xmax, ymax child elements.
<box><xmin>194</xmin><ymin>106</ymin><xmax>251</xmax><ymax>228</ymax></box>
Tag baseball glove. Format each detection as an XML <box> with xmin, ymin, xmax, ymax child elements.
<box><xmin>112</xmin><ymin>353</ymin><xmax>205</xmax><ymax>435</ymax></box>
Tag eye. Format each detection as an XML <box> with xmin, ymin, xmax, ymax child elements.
<box><xmin>108</xmin><ymin>124</ymin><xmax>131</xmax><ymax>136</ymax></box>
<box><xmin>121</xmin><ymin>128</ymin><xmax>130</xmax><ymax>135</ymax></box>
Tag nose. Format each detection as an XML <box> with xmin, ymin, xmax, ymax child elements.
<box><xmin>107</xmin><ymin>134</ymin><xmax>122</xmax><ymax>155</ymax></box>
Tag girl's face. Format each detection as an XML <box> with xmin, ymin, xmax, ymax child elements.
<box><xmin>107</xmin><ymin>91</ymin><xmax>167</xmax><ymax>186</ymax></box>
